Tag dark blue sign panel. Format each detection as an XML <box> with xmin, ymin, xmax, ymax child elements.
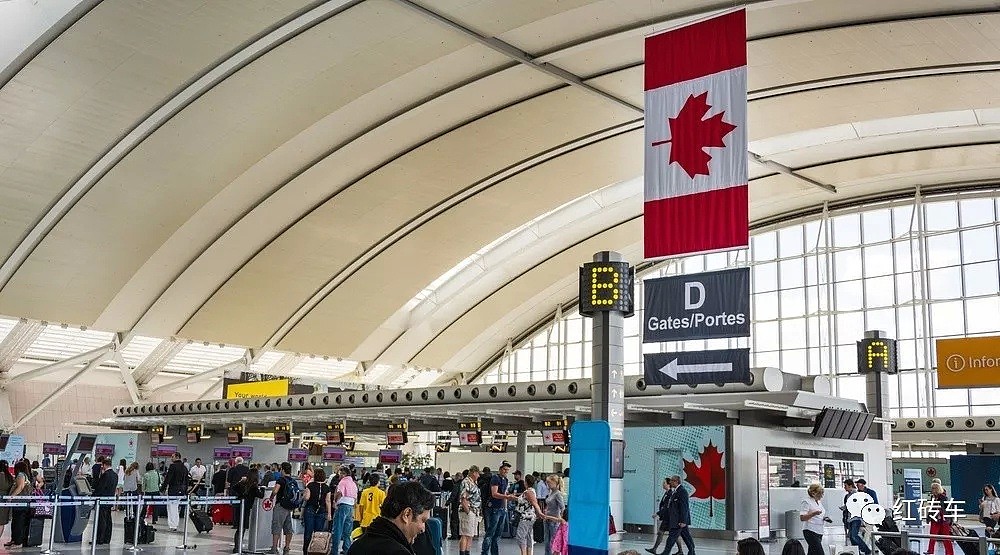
<box><xmin>643</xmin><ymin>268</ymin><xmax>750</xmax><ymax>342</ymax></box>
<box><xmin>643</xmin><ymin>348</ymin><xmax>751</xmax><ymax>386</ymax></box>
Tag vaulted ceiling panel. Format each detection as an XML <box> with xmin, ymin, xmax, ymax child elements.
<box><xmin>278</xmin><ymin>130</ymin><xmax>644</xmax><ymax>357</ymax></box>
<box><xmin>413</xmin><ymin>219</ymin><xmax>642</xmax><ymax>370</ymax></box>
<box><xmin>0</xmin><ymin>0</ymin><xmax>313</xmax><ymax>264</ymax></box>
<box><xmin>181</xmin><ymin>86</ymin><xmax>636</xmax><ymax>349</ymax></box>
<box><xmin>0</xmin><ymin>0</ymin><xmax>488</xmax><ymax>326</ymax></box>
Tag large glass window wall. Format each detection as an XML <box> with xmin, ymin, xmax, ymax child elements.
<box><xmin>479</xmin><ymin>189</ymin><xmax>1000</xmax><ymax>423</ymax></box>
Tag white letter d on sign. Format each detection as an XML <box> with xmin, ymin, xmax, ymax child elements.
<box><xmin>684</xmin><ymin>281</ymin><xmax>705</xmax><ymax>310</ymax></box>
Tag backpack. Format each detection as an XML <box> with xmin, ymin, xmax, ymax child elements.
<box><xmin>279</xmin><ymin>477</ymin><xmax>302</xmax><ymax>510</ymax></box>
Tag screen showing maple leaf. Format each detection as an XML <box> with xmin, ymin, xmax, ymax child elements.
<box><xmin>682</xmin><ymin>440</ymin><xmax>726</xmax><ymax>516</ymax></box>
<box><xmin>652</xmin><ymin>92</ymin><xmax>736</xmax><ymax>179</ymax></box>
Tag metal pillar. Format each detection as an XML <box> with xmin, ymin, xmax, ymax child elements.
<box><xmin>515</xmin><ymin>431</ymin><xmax>527</xmax><ymax>472</ymax></box>
<box><xmin>863</xmin><ymin>330</ymin><xmax>894</xmax><ymax>496</ymax></box>
<box><xmin>589</xmin><ymin>250</ymin><xmax>626</xmax><ymax>541</ymax></box>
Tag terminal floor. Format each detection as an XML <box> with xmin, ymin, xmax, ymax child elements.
<box><xmin>0</xmin><ymin>513</ymin><xmax>983</xmax><ymax>555</ymax></box>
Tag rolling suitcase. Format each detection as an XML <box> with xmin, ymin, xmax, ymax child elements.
<box><xmin>190</xmin><ymin>508</ymin><xmax>213</xmax><ymax>533</ymax></box>
<box><xmin>952</xmin><ymin>524</ymin><xmax>979</xmax><ymax>555</ymax></box>
<box><xmin>25</xmin><ymin>518</ymin><xmax>44</xmax><ymax>547</ymax></box>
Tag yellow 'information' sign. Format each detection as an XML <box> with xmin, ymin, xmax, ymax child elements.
<box><xmin>936</xmin><ymin>336</ymin><xmax>1000</xmax><ymax>388</ymax></box>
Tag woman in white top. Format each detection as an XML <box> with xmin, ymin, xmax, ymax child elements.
<box><xmin>980</xmin><ymin>484</ymin><xmax>1000</xmax><ymax>535</ymax></box>
<box><xmin>799</xmin><ymin>483</ymin><xmax>828</xmax><ymax>555</ymax></box>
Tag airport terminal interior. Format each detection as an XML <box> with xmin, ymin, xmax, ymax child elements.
<box><xmin>1</xmin><ymin>0</ymin><xmax>1000</xmax><ymax>554</ymax></box>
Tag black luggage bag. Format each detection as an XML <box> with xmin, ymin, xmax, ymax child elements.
<box><xmin>190</xmin><ymin>509</ymin><xmax>213</xmax><ymax>533</ymax></box>
<box><xmin>125</xmin><ymin>517</ymin><xmax>156</xmax><ymax>544</ymax></box>
<box><xmin>533</xmin><ymin>518</ymin><xmax>545</xmax><ymax>543</ymax></box>
<box><xmin>25</xmin><ymin>518</ymin><xmax>44</xmax><ymax>547</ymax></box>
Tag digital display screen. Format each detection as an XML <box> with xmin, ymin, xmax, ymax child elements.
<box><xmin>287</xmin><ymin>448</ymin><xmax>308</xmax><ymax>462</ymax></box>
<box><xmin>542</xmin><ymin>429</ymin><xmax>568</xmax><ymax>446</ymax></box>
<box><xmin>857</xmin><ymin>337</ymin><xmax>898</xmax><ymax>374</ymax></box>
<box><xmin>227</xmin><ymin>432</ymin><xmax>243</xmax><ymax>445</ymax></box>
<box><xmin>94</xmin><ymin>444</ymin><xmax>115</xmax><ymax>457</ymax></box>
<box><xmin>42</xmin><ymin>443</ymin><xmax>66</xmax><ymax>456</ymax></box>
<box><xmin>379</xmin><ymin>449</ymin><xmax>402</xmax><ymax>465</ymax></box>
<box><xmin>150</xmin><ymin>432</ymin><xmax>163</xmax><ymax>445</ymax></box>
<box><xmin>274</xmin><ymin>432</ymin><xmax>291</xmax><ymax>445</ymax></box>
<box><xmin>213</xmin><ymin>448</ymin><xmax>232</xmax><ymax>460</ymax></box>
<box><xmin>386</xmin><ymin>431</ymin><xmax>407</xmax><ymax>445</ymax></box>
<box><xmin>489</xmin><ymin>441</ymin><xmax>508</xmax><ymax>453</ymax></box>
<box><xmin>151</xmin><ymin>444</ymin><xmax>177</xmax><ymax>458</ymax></box>
<box><xmin>579</xmin><ymin>261</ymin><xmax>634</xmax><ymax>316</ymax></box>
<box><xmin>72</xmin><ymin>434</ymin><xmax>97</xmax><ymax>453</ymax></box>
<box><xmin>0</xmin><ymin>435</ymin><xmax>10</xmax><ymax>451</ymax></box>
<box><xmin>326</xmin><ymin>431</ymin><xmax>344</xmax><ymax>444</ymax></box>
<box><xmin>458</xmin><ymin>431</ymin><xmax>481</xmax><ymax>446</ymax></box>
<box><xmin>435</xmin><ymin>442</ymin><xmax>451</xmax><ymax>453</ymax></box>
<box><xmin>231</xmin><ymin>446</ymin><xmax>253</xmax><ymax>459</ymax></box>
<box><xmin>322</xmin><ymin>446</ymin><xmax>346</xmax><ymax>462</ymax></box>
<box><xmin>186</xmin><ymin>432</ymin><xmax>200</xmax><ymax>444</ymax></box>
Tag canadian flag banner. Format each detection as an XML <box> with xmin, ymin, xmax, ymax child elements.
<box><xmin>644</xmin><ymin>9</ymin><xmax>748</xmax><ymax>259</ymax></box>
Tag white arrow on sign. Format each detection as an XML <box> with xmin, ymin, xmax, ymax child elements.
<box><xmin>658</xmin><ymin>358</ymin><xmax>733</xmax><ymax>380</ymax></box>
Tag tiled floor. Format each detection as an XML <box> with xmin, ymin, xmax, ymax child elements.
<box><xmin>0</xmin><ymin>513</ymin><xmax>984</xmax><ymax>555</ymax></box>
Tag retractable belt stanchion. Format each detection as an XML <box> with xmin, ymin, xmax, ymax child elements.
<box><xmin>41</xmin><ymin>496</ymin><xmax>60</xmax><ymax>555</ymax></box>
<box><xmin>177</xmin><ymin>495</ymin><xmax>193</xmax><ymax>551</ymax></box>
<box><xmin>238</xmin><ymin>499</ymin><xmax>246</xmax><ymax>554</ymax></box>
<box><xmin>90</xmin><ymin>498</ymin><xmax>99</xmax><ymax>555</ymax></box>
<box><xmin>127</xmin><ymin>494</ymin><xmax>141</xmax><ymax>553</ymax></box>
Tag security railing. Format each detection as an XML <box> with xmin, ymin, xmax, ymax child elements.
<box><xmin>0</xmin><ymin>494</ymin><xmax>243</xmax><ymax>554</ymax></box>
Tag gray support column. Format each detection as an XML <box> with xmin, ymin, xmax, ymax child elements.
<box><xmin>516</xmin><ymin>431</ymin><xmax>528</xmax><ymax>472</ymax></box>
<box><xmin>590</xmin><ymin>251</ymin><xmax>625</xmax><ymax>539</ymax></box>
<box><xmin>863</xmin><ymin>330</ymin><xmax>894</xmax><ymax>498</ymax></box>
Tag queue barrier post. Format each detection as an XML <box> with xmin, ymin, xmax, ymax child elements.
<box><xmin>177</xmin><ymin>495</ymin><xmax>193</xmax><ymax>551</ymax></box>
<box><xmin>40</xmin><ymin>496</ymin><xmax>59</xmax><ymax>555</ymax></box>
<box><xmin>127</xmin><ymin>494</ymin><xmax>142</xmax><ymax>552</ymax></box>
<box><xmin>238</xmin><ymin>498</ymin><xmax>246</xmax><ymax>554</ymax></box>
<box><xmin>90</xmin><ymin>498</ymin><xmax>99</xmax><ymax>555</ymax></box>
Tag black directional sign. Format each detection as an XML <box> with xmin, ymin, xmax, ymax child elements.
<box><xmin>643</xmin><ymin>348</ymin><xmax>751</xmax><ymax>386</ymax></box>
<box><xmin>643</xmin><ymin>268</ymin><xmax>750</xmax><ymax>342</ymax></box>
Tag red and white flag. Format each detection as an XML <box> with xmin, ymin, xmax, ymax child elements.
<box><xmin>644</xmin><ymin>10</ymin><xmax>748</xmax><ymax>259</ymax></box>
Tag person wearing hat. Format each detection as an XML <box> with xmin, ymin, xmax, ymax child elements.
<box><xmin>481</xmin><ymin>461</ymin><xmax>517</xmax><ymax>555</ymax></box>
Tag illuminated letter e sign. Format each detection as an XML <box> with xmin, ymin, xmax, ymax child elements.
<box><xmin>579</xmin><ymin>261</ymin><xmax>634</xmax><ymax>317</ymax></box>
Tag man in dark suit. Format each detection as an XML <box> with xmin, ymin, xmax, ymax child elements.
<box><xmin>660</xmin><ymin>475</ymin><xmax>696</xmax><ymax>555</ymax></box>
<box><xmin>93</xmin><ymin>458</ymin><xmax>119</xmax><ymax>544</ymax></box>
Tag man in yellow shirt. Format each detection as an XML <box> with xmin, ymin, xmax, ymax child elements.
<box><xmin>356</xmin><ymin>473</ymin><xmax>386</xmax><ymax>531</ymax></box>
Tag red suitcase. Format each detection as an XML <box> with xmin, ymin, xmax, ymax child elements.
<box><xmin>212</xmin><ymin>503</ymin><xmax>233</xmax><ymax>525</ymax></box>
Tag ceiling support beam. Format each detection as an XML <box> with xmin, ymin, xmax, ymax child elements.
<box><xmin>149</xmin><ymin>357</ymin><xmax>248</xmax><ymax>398</ymax></box>
<box><xmin>196</xmin><ymin>380</ymin><xmax>224</xmax><ymax>401</ymax></box>
<box><xmin>0</xmin><ymin>319</ymin><xmax>45</xmax><ymax>374</ymax></box>
<box><xmin>749</xmin><ymin>151</ymin><xmax>837</xmax><ymax>193</ymax></box>
<box><xmin>11</xmin><ymin>355</ymin><xmax>105</xmax><ymax>431</ymax></box>
<box><xmin>5</xmin><ymin>343</ymin><xmax>113</xmax><ymax>385</ymax></box>
<box><xmin>132</xmin><ymin>339</ymin><xmax>186</xmax><ymax>385</ymax></box>
<box><xmin>392</xmin><ymin>0</ymin><xmax>643</xmax><ymax>115</ymax></box>
<box><xmin>0</xmin><ymin>390</ymin><xmax>14</xmax><ymax>430</ymax></box>
<box><xmin>110</xmin><ymin>351</ymin><xmax>142</xmax><ymax>405</ymax></box>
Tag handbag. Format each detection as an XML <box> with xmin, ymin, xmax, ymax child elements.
<box><xmin>31</xmin><ymin>487</ymin><xmax>53</xmax><ymax>517</ymax></box>
<box><xmin>609</xmin><ymin>513</ymin><xmax>617</xmax><ymax>535</ymax></box>
<box><xmin>307</xmin><ymin>531</ymin><xmax>331</xmax><ymax>555</ymax></box>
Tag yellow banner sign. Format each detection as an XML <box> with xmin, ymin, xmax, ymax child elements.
<box><xmin>226</xmin><ymin>379</ymin><xmax>288</xmax><ymax>399</ymax></box>
<box><xmin>936</xmin><ymin>336</ymin><xmax>1000</xmax><ymax>388</ymax></box>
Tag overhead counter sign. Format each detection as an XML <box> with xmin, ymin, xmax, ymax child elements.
<box><xmin>643</xmin><ymin>268</ymin><xmax>749</xmax><ymax>342</ymax></box>
<box><xmin>936</xmin><ymin>335</ymin><xmax>1000</xmax><ymax>388</ymax></box>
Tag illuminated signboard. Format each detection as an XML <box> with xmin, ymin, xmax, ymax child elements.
<box><xmin>857</xmin><ymin>337</ymin><xmax>898</xmax><ymax>374</ymax></box>
<box><xmin>458</xmin><ymin>431</ymin><xmax>481</xmax><ymax>446</ymax></box>
<box><xmin>579</xmin><ymin>261</ymin><xmax>634</xmax><ymax>316</ymax></box>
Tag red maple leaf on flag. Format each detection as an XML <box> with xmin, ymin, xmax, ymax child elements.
<box><xmin>651</xmin><ymin>92</ymin><xmax>736</xmax><ymax>179</ymax></box>
<box><xmin>682</xmin><ymin>440</ymin><xmax>726</xmax><ymax>517</ymax></box>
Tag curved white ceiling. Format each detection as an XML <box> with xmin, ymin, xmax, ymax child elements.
<box><xmin>0</xmin><ymin>0</ymin><xmax>997</xmax><ymax>386</ymax></box>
